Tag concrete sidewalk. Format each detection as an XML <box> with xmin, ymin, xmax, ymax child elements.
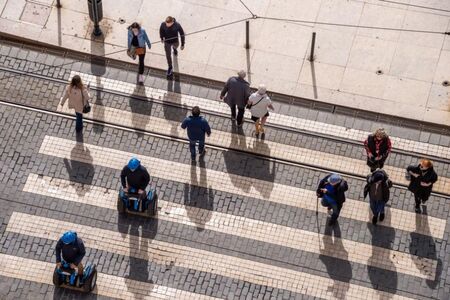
<box><xmin>0</xmin><ymin>0</ymin><xmax>449</xmax><ymax>125</ymax></box>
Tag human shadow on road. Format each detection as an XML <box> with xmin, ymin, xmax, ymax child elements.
<box><xmin>319</xmin><ymin>221</ymin><xmax>352</xmax><ymax>299</ymax></box>
<box><xmin>63</xmin><ymin>133</ymin><xmax>94</xmax><ymax>198</ymax></box>
<box><xmin>367</xmin><ymin>222</ymin><xmax>398</xmax><ymax>298</ymax></box>
<box><xmin>183</xmin><ymin>157</ymin><xmax>213</xmax><ymax>231</ymax></box>
<box><xmin>409</xmin><ymin>206</ymin><xmax>442</xmax><ymax>289</ymax></box>
<box><xmin>129</xmin><ymin>84</ymin><xmax>152</xmax><ymax>136</ymax></box>
<box><xmin>247</xmin><ymin>137</ymin><xmax>275</xmax><ymax>199</ymax></box>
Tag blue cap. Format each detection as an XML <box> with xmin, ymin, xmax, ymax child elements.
<box><xmin>328</xmin><ymin>173</ymin><xmax>342</xmax><ymax>185</ymax></box>
<box><xmin>61</xmin><ymin>231</ymin><xmax>77</xmax><ymax>245</ymax></box>
<box><xmin>128</xmin><ymin>157</ymin><xmax>140</xmax><ymax>171</ymax></box>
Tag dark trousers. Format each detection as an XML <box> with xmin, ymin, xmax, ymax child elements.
<box><xmin>321</xmin><ymin>198</ymin><xmax>341</xmax><ymax>222</ymax></box>
<box><xmin>164</xmin><ymin>41</ymin><xmax>179</xmax><ymax>68</ymax></box>
<box><xmin>370</xmin><ymin>199</ymin><xmax>385</xmax><ymax>216</ymax></box>
<box><xmin>367</xmin><ymin>157</ymin><xmax>387</xmax><ymax>172</ymax></box>
<box><xmin>230</xmin><ymin>105</ymin><xmax>245</xmax><ymax>125</ymax></box>
<box><xmin>75</xmin><ymin>112</ymin><xmax>83</xmax><ymax>132</ymax></box>
<box><xmin>189</xmin><ymin>139</ymin><xmax>205</xmax><ymax>158</ymax></box>
<box><xmin>138</xmin><ymin>54</ymin><xmax>145</xmax><ymax>74</ymax></box>
<box><xmin>414</xmin><ymin>194</ymin><xmax>427</xmax><ymax>208</ymax></box>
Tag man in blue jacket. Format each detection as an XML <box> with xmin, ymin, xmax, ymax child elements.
<box><xmin>181</xmin><ymin>106</ymin><xmax>211</xmax><ymax>160</ymax></box>
<box><xmin>55</xmin><ymin>231</ymin><xmax>86</xmax><ymax>276</ymax></box>
<box><xmin>316</xmin><ymin>173</ymin><xmax>348</xmax><ymax>226</ymax></box>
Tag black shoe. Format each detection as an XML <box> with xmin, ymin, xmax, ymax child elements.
<box><xmin>199</xmin><ymin>149</ymin><xmax>206</xmax><ymax>157</ymax></box>
<box><xmin>167</xmin><ymin>67</ymin><xmax>173</xmax><ymax>76</ymax></box>
<box><xmin>415</xmin><ymin>206</ymin><xmax>421</xmax><ymax>213</ymax></box>
<box><xmin>372</xmin><ymin>215</ymin><xmax>378</xmax><ymax>225</ymax></box>
<box><xmin>173</xmin><ymin>48</ymin><xmax>178</xmax><ymax>56</ymax></box>
<box><xmin>379</xmin><ymin>213</ymin><xmax>385</xmax><ymax>222</ymax></box>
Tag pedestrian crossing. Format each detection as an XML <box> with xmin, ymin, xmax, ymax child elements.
<box><xmin>6</xmin><ymin>212</ymin><xmax>413</xmax><ymax>300</ymax></box>
<box><xmin>57</xmin><ymin>101</ymin><xmax>450</xmax><ymax>196</ymax></box>
<box><xmin>23</xmin><ymin>174</ymin><xmax>436</xmax><ymax>279</ymax></box>
<box><xmin>71</xmin><ymin>71</ymin><xmax>450</xmax><ymax>160</ymax></box>
<box><xmin>38</xmin><ymin>135</ymin><xmax>447</xmax><ymax>239</ymax></box>
<box><xmin>0</xmin><ymin>253</ymin><xmax>216</xmax><ymax>299</ymax></box>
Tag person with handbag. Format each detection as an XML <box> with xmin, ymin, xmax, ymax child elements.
<box><xmin>220</xmin><ymin>70</ymin><xmax>251</xmax><ymax>127</ymax></box>
<box><xmin>60</xmin><ymin>75</ymin><xmax>91</xmax><ymax>133</ymax></box>
<box><xmin>127</xmin><ymin>22</ymin><xmax>151</xmax><ymax>83</ymax></box>
<box><xmin>363</xmin><ymin>169</ymin><xmax>392</xmax><ymax>225</ymax></box>
<box><xmin>247</xmin><ymin>84</ymin><xmax>274</xmax><ymax>136</ymax></box>
<box><xmin>406</xmin><ymin>159</ymin><xmax>438</xmax><ymax>213</ymax></box>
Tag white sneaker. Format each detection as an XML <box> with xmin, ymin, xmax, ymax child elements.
<box><xmin>139</xmin><ymin>74</ymin><xmax>144</xmax><ymax>83</ymax></box>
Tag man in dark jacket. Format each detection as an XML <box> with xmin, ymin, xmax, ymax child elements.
<box><xmin>316</xmin><ymin>173</ymin><xmax>348</xmax><ymax>226</ymax></box>
<box><xmin>220</xmin><ymin>70</ymin><xmax>251</xmax><ymax>127</ymax></box>
<box><xmin>364</xmin><ymin>128</ymin><xmax>392</xmax><ymax>172</ymax></box>
<box><xmin>55</xmin><ymin>231</ymin><xmax>86</xmax><ymax>276</ymax></box>
<box><xmin>160</xmin><ymin>16</ymin><xmax>185</xmax><ymax>76</ymax></box>
<box><xmin>120</xmin><ymin>157</ymin><xmax>150</xmax><ymax>196</ymax></box>
<box><xmin>181</xmin><ymin>106</ymin><xmax>211</xmax><ymax>160</ymax></box>
<box><xmin>407</xmin><ymin>159</ymin><xmax>438</xmax><ymax>213</ymax></box>
<box><xmin>364</xmin><ymin>169</ymin><xmax>392</xmax><ymax>225</ymax></box>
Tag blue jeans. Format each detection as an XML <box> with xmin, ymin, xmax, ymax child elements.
<box><xmin>370</xmin><ymin>199</ymin><xmax>385</xmax><ymax>216</ymax></box>
<box><xmin>321</xmin><ymin>197</ymin><xmax>340</xmax><ymax>222</ymax></box>
<box><xmin>75</xmin><ymin>113</ymin><xmax>83</xmax><ymax>132</ymax></box>
<box><xmin>189</xmin><ymin>139</ymin><xmax>205</xmax><ymax>158</ymax></box>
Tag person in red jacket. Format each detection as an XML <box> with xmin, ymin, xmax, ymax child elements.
<box><xmin>364</xmin><ymin>128</ymin><xmax>392</xmax><ymax>172</ymax></box>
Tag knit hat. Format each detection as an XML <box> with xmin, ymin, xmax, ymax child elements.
<box><xmin>328</xmin><ymin>173</ymin><xmax>342</xmax><ymax>184</ymax></box>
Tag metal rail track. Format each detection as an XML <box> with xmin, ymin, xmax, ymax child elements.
<box><xmin>1</xmin><ymin>98</ymin><xmax>449</xmax><ymax>199</ymax></box>
<box><xmin>1</xmin><ymin>65</ymin><xmax>449</xmax><ymax>165</ymax></box>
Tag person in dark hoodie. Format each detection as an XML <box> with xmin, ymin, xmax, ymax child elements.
<box><xmin>316</xmin><ymin>173</ymin><xmax>349</xmax><ymax>226</ymax></box>
<box><xmin>364</xmin><ymin>128</ymin><xmax>392</xmax><ymax>172</ymax></box>
<box><xmin>160</xmin><ymin>16</ymin><xmax>185</xmax><ymax>76</ymax></box>
<box><xmin>181</xmin><ymin>106</ymin><xmax>211</xmax><ymax>160</ymax></box>
<box><xmin>55</xmin><ymin>231</ymin><xmax>86</xmax><ymax>276</ymax></box>
<box><xmin>364</xmin><ymin>169</ymin><xmax>392</xmax><ymax>225</ymax></box>
<box><xmin>406</xmin><ymin>159</ymin><xmax>438</xmax><ymax>213</ymax></box>
<box><xmin>120</xmin><ymin>157</ymin><xmax>150</xmax><ymax>197</ymax></box>
<box><xmin>220</xmin><ymin>70</ymin><xmax>251</xmax><ymax>127</ymax></box>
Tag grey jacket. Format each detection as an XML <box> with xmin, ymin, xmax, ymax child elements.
<box><xmin>220</xmin><ymin>76</ymin><xmax>251</xmax><ymax>108</ymax></box>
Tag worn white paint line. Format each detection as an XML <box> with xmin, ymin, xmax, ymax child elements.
<box><xmin>6</xmin><ymin>212</ymin><xmax>413</xmax><ymax>300</ymax></box>
<box><xmin>56</xmin><ymin>102</ymin><xmax>450</xmax><ymax>196</ymax></box>
<box><xmin>71</xmin><ymin>71</ymin><xmax>450</xmax><ymax>160</ymax></box>
<box><xmin>38</xmin><ymin>136</ymin><xmax>447</xmax><ymax>239</ymax></box>
<box><xmin>23</xmin><ymin>174</ymin><xmax>437</xmax><ymax>279</ymax></box>
<box><xmin>0</xmin><ymin>253</ymin><xmax>214</xmax><ymax>300</ymax></box>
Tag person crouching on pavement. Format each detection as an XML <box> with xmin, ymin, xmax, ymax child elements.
<box><xmin>364</xmin><ymin>169</ymin><xmax>392</xmax><ymax>225</ymax></box>
<box><xmin>406</xmin><ymin>159</ymin><xmax>438</xmax><ymax>213</ymax></box>
<box><xmin>247</xmin><ymin>84</ymin><xmax>274</xmax><ymax>137</ymax></box>
<box><xmin>364</xmin><ymin>128</ymin><xmax>392</xmax><ymax>172</ymax></box>
<box><xmin>181</xmin><ymin>106</ymin><xmax>211</xmax><ymax>161</ymax></box>
<box><xmin>55</xmin><ymin>231</ymin><xmax>86</xmax><ymax>276</ymax></box>
<box><xmin>316</xmin><ymin>173</ymin><xmax>348</xmax><ymax>226</ymax></box>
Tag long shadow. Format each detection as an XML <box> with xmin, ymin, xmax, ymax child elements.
<box><xmin>310</xmin><ymin>61</ymin><xmax>318</xmax><ymax>99</ymax></box>
<box><xmin>90</xmin><ymin>34</ymin><xmax>106</xmax><ymax>134</ymax></box>
<box><xmin>247</xmin><ymin>138</ymin><xmax>275</xmax><ymax>199</ymax></box>
<box><xmin>164</xmin><ymin>55</ymin><xmax>188</xmax><ymax>137</ymax></box>
<box><xmin>246</xmin><ymin>47</ymin><xmax>252</xmax><ymax>84</ymax></box>
<box><xmin>410</xmin><ymin>206</ymin><xmax>442</xmax><ymax>289</ymax></box>
<box><xmin>118</xmin><ymin>213</ymin><xmax>158</xmax><ymax>298</ymax></box>
<box><xmin>63</xmin><ymin>133</ymin><xmax>94</xmax><ymax>197</ymax></box>
<box><xmin>129</xmin><ymin>85</ymin><xmax>152</xmax><ymax>136</ymax></box>
<box><xmin>367</xmin><ymin>223</ymin><xmax>398</xmax><ymax>298</ymax></box>
<box><xmin>319</xmin><ymin>221</ymin><xmax>352</xmax><ymax>299</ymax></box>
<box><xmin>183</xmin><ymin>157</ymin><xmax>214</xmax><ymax>231</ymax></box>
<box><xmin>57</xmin><ymin>5</ymin><xmax>62</xmax><ymax>46</ymax></box>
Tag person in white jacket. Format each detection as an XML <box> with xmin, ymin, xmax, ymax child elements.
<box><xmin>247</xmin><ymin>84</ymin><xmax>274</xmax><ymax>136</ymax></box>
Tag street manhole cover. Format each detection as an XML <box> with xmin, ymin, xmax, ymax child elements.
<box><xmin>443</xmin><ymin>80</ymin><xmax>449</xmax><ymax>87</ymax></box>
<box><xmin>376</xmin><ymin>70</ymin><xmax>383</xmax><ymax>75</ymax></box>
<box><xmin>118</xmin><ymin>18</ymin><xmax>126</xmax><ymax>24</ymax></box>
<box><xmin>20</xmin><ymin>2</ymin><xmax>51</xmax><ymax>27</ymax></box>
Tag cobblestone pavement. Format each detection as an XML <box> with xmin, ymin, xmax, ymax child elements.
<box><xmin>0</xmin><ymin>40</ymin><xmax>449</xmax><ymax>299</ymax></box>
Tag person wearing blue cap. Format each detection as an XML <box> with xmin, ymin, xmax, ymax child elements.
<box><xmin>55</xmin><ymin>231</ymin><xmax>86</xmax><ymax>275</ymax></box>
<box><xmin>316</xmin><ymin>173</ymin><xmax>348</xmax><ymax>226</ymax></box>
<box><xmin>120</xmin><ymin>157</ymin><xmax>150</xmax><ymax>196</ymax></box>
<box><xmin>364</xmin><ymin>169</ymin><xmax>392</xmax><ymax>225</ymax></box>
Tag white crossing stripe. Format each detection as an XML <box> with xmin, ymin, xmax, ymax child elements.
<box><xmin>56</xmin><ymin>102</ymin><xmax>450</xmax><ymax>196</ymax></box>
<box><xmin>72</xmin><ymin>71</ymin><xmax>450</xmax><ymax>160</ymax></box>
<box><xmin>23</xmin><ymin>174</ymin><xmax>437</xmax><ymax>279</ymax></box>
<box><xmin>6</xmin><ymin>212</ymin><xmax>413</xmax><ymax>300</ymax></box>
<box><xmin>38</xmin><ymin>136</ymin><xmax>447</xmax><ymax>239</ymax></box>
<box><xmin>0</xmin><ymin>253</ymin><xmax>216</xmax><ymax>299</ymax></box>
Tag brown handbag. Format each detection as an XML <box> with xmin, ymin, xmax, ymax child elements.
<box><xmin>135</xmin><ymin>47</ymin><xmax>145</xmax><ymax>55</ymax></box>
